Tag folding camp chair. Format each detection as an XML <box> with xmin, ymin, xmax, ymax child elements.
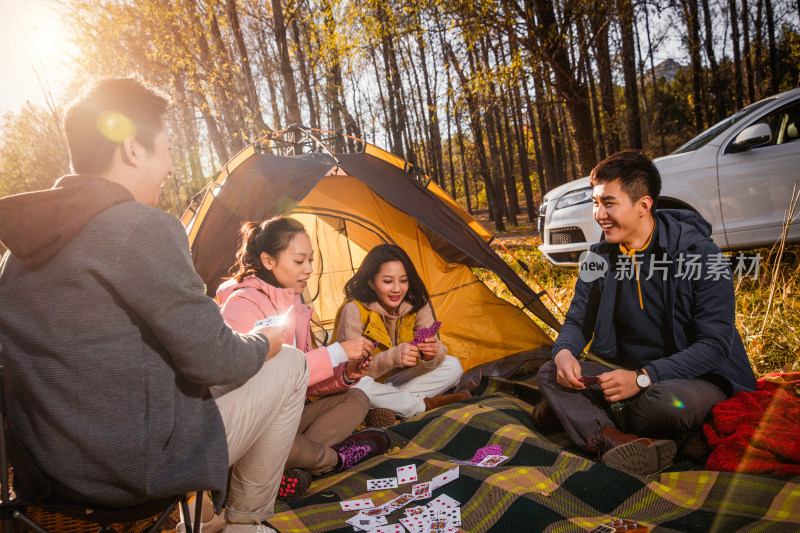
<box><xmin>0</xmin><ymin>365</ymin><xmax>204</xmax><ymax>533</ymax></box>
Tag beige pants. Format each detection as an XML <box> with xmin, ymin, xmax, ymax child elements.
<box><xmin>215</xmin><ymin>345</ymin><xmax>309</xmax><ymax>524</ymax></box>
<box><xmin>284</xmin><ymin>387</ymin><xmax>370</xmax><ymax>475</ymax></box>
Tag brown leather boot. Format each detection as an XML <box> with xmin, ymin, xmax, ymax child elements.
<box><xmin>530</xmin><ymin>400</ymin><xmax>563</xmax><ymax>433</ymax></box>
<box><xmin>587</xmin><ymin>426</ymin><xmax>677</xmax><ymax>477</ymax></box>
<box><xmin>365</xmin><ymin>408</ymin><xmax>397</xmax><ymax>428</ymax></box>
<box><xmin>423</xmin><ymin>391</ymin><xmax>472</xmax><ymax>411</ymax></box>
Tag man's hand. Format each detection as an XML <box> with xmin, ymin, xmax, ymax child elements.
<box><xmin>554</xmin><ymin>349</ymin><xmax>585</xmax><ymax>390</ymax></box>
<box><xmin>418</xmin><ymin>337</ymin><xmax>438</xmax><ymax>361</ymax></box>
<box><xmin>340</xmin><ymin>337</ymin><xmax>374</xmax><ymax>361</ymax></box>
<box><xmin>598</xmin><ymin>369</ymin><xmax>639</xmax><ymax>402</ymax></box>
<box><xmin>399</xmin><ymin>342</ymin><xmax>420</xmax><ymax>367</ymax></box>
<box><xmin>252</xmin><ymin>324</ymin><xmax>286</xmax><ymax>360</ymax></box>
<box><xmin>345</xmin><ymin>355</ymin><xmax>372</xmax><ymax>380</ymax></box>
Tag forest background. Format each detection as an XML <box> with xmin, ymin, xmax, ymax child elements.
<box><xmin>0</xmin><ymin>0</ymin><xmax>799</xmax><ymax>375</ymax></box>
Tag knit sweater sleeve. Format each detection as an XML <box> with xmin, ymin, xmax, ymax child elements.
<box><xmin>336</xmin><ymin>300</ymin><xmax>402</xmax><ymax>378</ymax></box>
<box><xmin>112</xmin><ymin>210</ymin><xmax>266</xmax><ymax>386</ymax></box>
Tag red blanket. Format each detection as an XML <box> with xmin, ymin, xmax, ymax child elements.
<box><xmin>704</xmin><ymin>372</ymin><xmax>800</xmax><ymax>475</ymax></box>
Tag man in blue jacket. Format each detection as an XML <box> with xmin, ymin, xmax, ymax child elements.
<box><xmin>536</xmin><ymin>150</ymin><xmax>756</xmax><ymax>477</ymax></box>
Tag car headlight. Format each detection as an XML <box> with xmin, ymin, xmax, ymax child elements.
<box><xmin>554</xmin><ymin>187</ymin><xmax>593</xmax><ymax>211</ymax></box>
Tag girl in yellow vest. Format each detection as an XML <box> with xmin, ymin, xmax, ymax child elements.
<box><xmin>333</xmin><ymin>244</ymin><xmax>469</xmax><ymax>427</ymax></box>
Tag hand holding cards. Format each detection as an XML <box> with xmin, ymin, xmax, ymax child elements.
<box><xmin>409</xmin><ymin>321</ymin><xmax>441</xmax><ymax>347</ymax></box>
<box><xmin>251</xmin><ymin>306</ymin><xmax>293</xmax><ymax>360</ymax></box>
<box><xmin>253</xmin><ymin>305</ymin><xmax>294</xmax><ymax>328</ymax></box>
<box><xmin>579</xmin><ymin>375</ymin><xmax>599</xmax><ymax>386</ymax></box>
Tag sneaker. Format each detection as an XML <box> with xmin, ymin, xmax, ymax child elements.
<box><xmin>333</xmin><ymin>427</ymin><xmax>391</xmax><ymax>471</ymax></box>
<box><xmin>530</xmin><ymin>400</ymin><xmax>563</xmax><ymax>432</ymax></box>
<box><xmin>587</xmin><ymin>426</ymin><xmax>677</xmax><ymax>477</ymax></box>
<box><xmin>423</xmin><ymin>391</ymin><xmax>471</xmax><ymax>411</ymax></box>
<box><xmin>277</xmin><ymin>468</ymin><xmax>311</xmax><ymax>501</ymax></box>
<box><xmin>365</xmin><ymin>408</ymin><xmax>397</xmax><ymax>428</ymax></box>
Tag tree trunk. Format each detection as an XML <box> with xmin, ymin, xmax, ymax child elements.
<box><xmin>643</xmin><ymin>0</ymin><xmax>666</xmax><ymax>153</ymax></box>
<box><xmin>741</xmin><ymin>0</ymin><xmax>755</xmax><ymax>102</ymax></box>
<box><xmin>291</xmin><ymin>16</ymin><xmax>319</xmax><ymax>129</ymax></box>
<box><xmin>729</xmin><ymin>0</ymin><xmax>744</xmax><ymax>109</ymax></box>
<box><xmin>590</xmin><ymin>1</ymin><xmax>621</xmax><ymax>155</ymax></box>
<box><xmin>526</xmin><ymin>0</ymin><xmax>596</xmax><ymax>174</ymax></box>
<box><xmin>512</xmin><ymin>83</ymin><xmax>536</xmax><ymax>221</ymax></box>
<box><xmin>530</xmin><ymin>64</ymin><xmax>560</xmax><ymax>190</ymax></box>
<box><xmin>443</xmin><ymin>40</ymin><xmax>505</xmax><ymax>231</ymax></box>
<box><xmin>619</xmin><ymin>0</ymin><xmax>643</xmax><ymax>149</ymax></box>
<box><xmin>681</xmin><ymin>0</ymin><xmax>705</xmax><ymax>130</ymax></box>
<box><xmin>454</xmin><ymin>109</ymin><xmax>473</xmax><ymax>213</ymax></box>
<box><xmin>417</xmin><ymin>31</ymin><xmax>445</xmax><ymax>186</ymax></box>
<box><xmin>764</xmin><ymin>0</ymin><xmax>778</xmax><ymax>94</ymax></box>
<box><xmin>700</xmin><ymin>0</ymin><xmax>726</xmax><ymax>121</ymax></box>
<box><xmin>226</xmin><ymin>0</ymin><xmax>268</xmax><ymax>134</ymax></box>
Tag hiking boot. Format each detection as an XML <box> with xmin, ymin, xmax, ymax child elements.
<box><xmin>333</xmin><ymin>427</ymin><xmax>391</xmax><ymax>471</ymax></box>
<box><xmin>423</xmin><ymin>391</ymin><xmax>472</xmax><ymax>411</ymax></box>
<box><xmin>365</xmin><ymin>408</ymin><xmax>397</xmax><ymax>428</ymax></box>
<box><xmin>277</xmin><ymin>468</ymin><xmax>311</xmax><ymax>501</ymax></box>
<box><xmin>530</xmin><ymin>400</ymin><xmax>563</xmax><ymax>432</ymax></box>
<box><xmin>587</xmin><ymin>426</ymin><xmax>677</xmax><ymax>477</ymax></box>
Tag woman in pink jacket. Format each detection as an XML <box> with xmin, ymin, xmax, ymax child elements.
<box><xmin>218</xmin><ymin>216</ymin><xmax>389</xmax><ymax>500</ymax></box>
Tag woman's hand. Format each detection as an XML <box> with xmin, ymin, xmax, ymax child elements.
<box><xmin>418</xmin><ymin>337</ymin><xmax>438</xmax><ymax>361</ymax></box>
<box><xmin>345</xmin><ymin>355</ymin><xmax>372</xmax><ymax>381</ymax></box>
<box><xmin>340</xmin><ymin>336</ymin><xmax>374</xmax><ymax>361</ymax></box>
<box><xmin>399</xmin><ymin>342</ymin><xmax>420</xmax><ymax>367</ymax></box>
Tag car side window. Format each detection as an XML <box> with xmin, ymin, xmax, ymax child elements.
<box><xmin>749</xmin><ymin>100</ymin><xmax>800</xmax><ymax>147</ymax></box>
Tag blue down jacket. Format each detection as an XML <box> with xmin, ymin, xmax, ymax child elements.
<box><xmin>552</xmin><ymin>209</ymin><xmax>756</xmax><ymax>395</ymax></box>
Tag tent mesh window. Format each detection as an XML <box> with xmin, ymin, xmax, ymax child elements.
<box><xmin>548</xmin><ymin>227</ymin><xmax>586</xmax><ymax>245</ymax></box>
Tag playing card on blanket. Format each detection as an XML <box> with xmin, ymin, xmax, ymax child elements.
<box><xmin>345</xmin><ymin>512</ymin><xmax>387</xmax><ymax>530</ymax></box>
<box><xmin>400</xmin><ymin>515</ymin><xmax>426</xmax><ymax>533</ymax></box>
<box><xmin>367</xmin><ymin>477</ymin><xmax>399</xmax><ymax>491</ymax></box>
<box><xmin>340</xmin><ymin>498</ymin><xmax>375</xmax><ymax>511</ymax></box>
<box><xmin>411</xmin><ymin>482</ymin><xmax>432</xmax><ymax>500</ymax></box>
<box><xmin>424</xmin><ymin>519</ymin><xmax>450</xmax><ymax>532</ymax></box>
<box><xmin>404</xmin><ymin>505</ymin><xmax>430</xmax><ymax>517</ymax></box>
<box><xmin>434</xmin><ymin>507</ymin><xmax>461</xmax><ymax>526</ymax></box>
<box><xmin>371</xmin><ymin>525</ymin><xmax>405</xmax><ymax>533</ymax></box>
<box><xmin>430</xmin><ymin>466</ymin><xmax>459</xmax><ymax>490</ymax></box>
<box><xmin>396</xmin><ymin>464</ymin><xmax>418</xmax><ymax>484</ymax></box>
<box><xmin>427</xmin><ymin>494</ymin><xmax>460</xmax><ymax>510</ymax></box>
<box><xmin>476</xmin><ymin>454</ymin><xmax>509</xmax><ymax>467</ymax></box>
<box><xmin>386</xmin><ymin>492</ymin><xmax>417</xmax><ymax>509</ymax></box>
<box><xmin>361</xmin><ymin>505</ymin><xmax>393</xmax><ymax>516</ymax></box>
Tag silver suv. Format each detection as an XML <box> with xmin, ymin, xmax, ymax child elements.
<box><xmin>538</xmin><ymin>87</ymin><xmax>800</xmax><ymax>266</ymax></box>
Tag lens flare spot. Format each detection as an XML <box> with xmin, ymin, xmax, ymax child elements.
<box><xmin>97</xmin><ymin>111</ymin><xmax>135</xmax><ymax>142</ymax></box>
<box><xmin>276</xmin><ymin>196</ymin><xmax>298</xmax><ymax>215</ymax></box>
<box><xmin>670</xmin><ymin>394</ymin><xmax>685</xmax><ymax>408</ymax></box>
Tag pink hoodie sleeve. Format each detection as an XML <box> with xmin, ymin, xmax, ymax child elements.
<box><xmin>307</xmin><ymin>362</ymin><xmax>349</xmax><ymax>396</ymax></box>
<box><xmin>221</xmin><ymin>287</ymin><xmax>335</xmax><ymax>391</ymax></box>
<box><xmin>220</xmin><ymin>291</ymin><xmax>272</xmax><ymax>334</ymax></box>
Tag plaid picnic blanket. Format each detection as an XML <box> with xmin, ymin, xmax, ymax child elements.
<box><xmin>270</xmin><ymin>379</ymin><xmax>800</xmax><ymax>533</ymax></box>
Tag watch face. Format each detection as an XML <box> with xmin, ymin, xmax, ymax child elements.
<box><xmin>636</xmin><ymin>373</ymin><xmax>651</xmax><ymax>388</ymax></box>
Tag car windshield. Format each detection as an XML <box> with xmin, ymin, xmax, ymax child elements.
<box><xmin>672</xmin><ymin>98</ymin><xmax>775</xmax><ymax>154</ymax></box>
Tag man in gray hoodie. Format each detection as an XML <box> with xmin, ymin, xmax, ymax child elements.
<box><xmin>0</xmin><ymin>77</ymin><xmax>308</xmax><ymax>533</ymax></box>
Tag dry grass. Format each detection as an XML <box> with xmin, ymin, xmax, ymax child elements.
<box><xmin>474</xmin><ymin>231</ymin><xmax>800</xmax><ymax>378</ymax></box>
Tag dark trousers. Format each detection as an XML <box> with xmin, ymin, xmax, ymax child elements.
<box><xmin>537</xmin><ymin>360</ymin><xmax>727</xmax><ymax>449</ymax></box>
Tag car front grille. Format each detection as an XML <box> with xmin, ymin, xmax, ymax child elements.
<box><xmin>549</xmin><ymin>226</ymin><xmax>586</xmax><ymax>245</ymax></box>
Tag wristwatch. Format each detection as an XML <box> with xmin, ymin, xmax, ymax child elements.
<box><xmin>635</xmin><ymin>369</ymin><xmax>651</xmax><ymax>389</ymax></box>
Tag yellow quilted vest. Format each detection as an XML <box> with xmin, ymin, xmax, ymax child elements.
<box><xmin>332</xmin><ymin>299</ymin><xmax>417</xmax><ymax>356</ymax></box>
